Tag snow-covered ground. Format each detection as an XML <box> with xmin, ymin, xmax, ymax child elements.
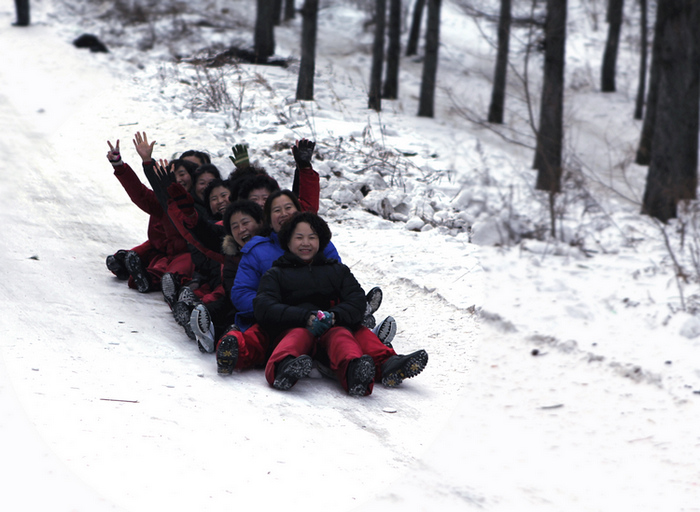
<box><xmin>2</xmin><ymin>0</ymin><xmax>700</xmax><ymax>510</ymax></box>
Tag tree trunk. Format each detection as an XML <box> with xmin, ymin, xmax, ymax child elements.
<box><xmin>383</xmin><ymin>0</ymin><xmax>402</xmax><ymax>99</ymax></box>
<box><xmin>296</xmin><ymin>0</ymin><xmax>319</xmax><ymax>101</ymax></box>
<box><xmin>633</xmin><ymin>0</ymin><xmax>648</xmax><ymax>120</ymax></box>
<box><xmin>406</xmin><ymin>0</ymin><xmax>426</xmax><ymax>56</ymax></box>
<box><xmin>368</xmin><ymin>0</ymin><xmax>387</xmax><ymax>111</ymax></box>
<box><xmin>635</xmin><ymin>1</ymin><xmax>663</xmax><ymax>165</ymax></box>
<box><xmin>417</xmin><ymin>0</ymin><xmax>441</xmax><ymax>117</ymax></box>
<box><xmin>255</xmin><ymin>0</ymin><xmax>276</xmax><ymax>63</ymax></box>
<box><xmin>641</xmin><ymin>0</ymin><xmax>700</xmax><ymax>222</ymax></box>
<box><xmin>601</xmin><ymin>0</ymin><xmax>624</xmax><ymax>92</ymax></box>
<box><xmin>14</xmin><ymin>0</ymin><xmax>30</xmax><ymax>26</ymax></box>
<box><xmin>273</xmin><ymin>0</ymin><xmax>283</xmax><ymax>25</ymax></box>
<box><xmin>534</xmin><ymin>0</ymin><xmax>567</xmax><ymax>194</ymax></box>
<box><xmin>284</xmin><ymin>0</ymin><xmax>296</xmax><ymax>20</ymax></box>
<box><xmin>488</xmin><ymin>0</ymin><xmax>512</xmax><ymax>124</ymax></box>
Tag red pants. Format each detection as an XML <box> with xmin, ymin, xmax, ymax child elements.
<box><xmin>265</xmin><ymin>326</ymin><xmax>372</xmax><ymax>393</ymax></box>
<box><xmin>353</xmin><ymin>326</ymin><xmax>396</xmax><ymax>380</ymax></box>
<box><xmin>216</xmin><ymin>323</ymin><xmax>270</xmax><ymax>370</ymax></box>
<box><xmin>195</xmin><ymin>283</ymin><xmax>226</xmax><ymax>305</ymax></box>
<box><xmin>127</xmin><ymin>250</ymin><xmax>193</xmax><ymax>290</ymax></box>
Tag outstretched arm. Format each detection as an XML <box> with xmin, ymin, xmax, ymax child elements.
<box><xmin>292</xmin><ymin>139</ymin><xmax>320</xmax><ymax>213</ymax></box>
<box><xmin>133</xmin><ymin>131</ymin><xmax>156</xmax><ymax>164</ymax></box>
<box><xmin>107</xmin><ymin>139</ymin><xmax>162</xmax><ymax>216</ymax></box>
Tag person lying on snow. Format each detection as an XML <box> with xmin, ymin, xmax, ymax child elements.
<box><xmin>254</xmin><ymin>212</ymin><xmax>429</xmax><ymax>395</ymax></box>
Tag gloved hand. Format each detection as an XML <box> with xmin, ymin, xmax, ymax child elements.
<box><xmin>168</xmin><ymin>182</ymin><xmax>194</xmax><ymax>211</ymax></box>
<box><xmin>106</xmin><ymin>140</ymin><xmax>123</xmax><ymax>166</ymax></box>
<box><xmin>292</xmin><ymin>139</ymin><xmax>315</xmax><ymax>169</ymax></box>
<box><xmin>308</xmin><ymin>310</ymin><xmax>333</xmax><ymax>337</ymax></box>
<box><xmin>153</xmin><ymin>160</ymin><xmax>176</xmax><ymax>190</ymax></box>
<box><xmin>229</xmin><ymin>143</ymin><xmax>250</xmax><ymax>169</ymax></box>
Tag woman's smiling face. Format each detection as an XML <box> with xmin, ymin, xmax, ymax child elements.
<box><xmin>288</xmin><ymin>221</ymin><xmax>319</xmax><ymax>262</ymax></box>
<box><xmin>229</xmin><ymin>212</ymin><xmax>261</xmax><ymax>247</ymax></box>
<box><xmin>270</xmin><ymin>195</ymin><xmax>298</xmax><ymax>232</ymax></box>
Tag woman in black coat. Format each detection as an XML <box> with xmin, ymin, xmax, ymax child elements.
<box><xmin>254</xmin><ymin>212</ymin><xmax>376</xmax><ymax>396</ymax></box>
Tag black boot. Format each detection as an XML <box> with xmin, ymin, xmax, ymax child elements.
<box><xmin>216</xmin><ymin>327</ymin><xmax>240</xmax><ymax>375</ymax></box>
<box><xmin>106</xmin><ymin>250</ymin><xmax>129</xmax><ymax>280</ymax></box>
<box><xmin>172</xmin><ymin>301</ymin><xmax>196</xmax><ymax>340</ymax></box>
<box><xmin>124</xmin><ymin>250</ymin><xmax>150</xmax><ymax>293</ymax></box>
<box><xmin>161</xmin><ymin>272</ymin><xmax>181</xmax><ymax>308</ymax></box>
<box><xmin>273</xmin><ymin>355</ymin><xmax>312</xmax><ymax>391</ymax></box>
<box><xmin>346</xmin><ymin>355</ymin><xmax>375</xmax><ymax>396</ymax></box>
<box><xmin>381</xmin><ymin>350</ymin><xmax>428</xmax><ymax>387</ymax></box>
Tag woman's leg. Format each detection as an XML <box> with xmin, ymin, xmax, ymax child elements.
<box><xmin>353</xmin><ymin>326</ymin><xmax>397</xmax><ymax>380</ymax></box>
<box><xmin>317</xmin><ymin>327</ymin><xmax>364</xmax><ymax>391</ymax></box>
<box><xmin>264</xmin><ymin>328</ymin><xmax>315</xmax><ymax>386</ymax></box>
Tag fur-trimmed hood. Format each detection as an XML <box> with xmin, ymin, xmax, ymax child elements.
<box><xmin>222</xmin><ymin>234</ymin><xmax>241</xmax><ymax>257</ymax></box>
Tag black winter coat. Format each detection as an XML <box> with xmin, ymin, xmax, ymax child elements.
<box><xmin>253</xmin><ymin>252</ymin><xmax>366</xmax><ymax>341</ymax></box>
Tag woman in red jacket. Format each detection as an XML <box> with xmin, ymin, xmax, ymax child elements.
<box><xmin>104</xmin><ymin>133</ymin><xmax>194</xmax><ymax>292</ymax></box>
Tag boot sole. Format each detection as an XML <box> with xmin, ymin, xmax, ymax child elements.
<box><xmin>124</xmin><ymin>251</ymin><xmax>150</xmax><ymax>293</ymax></box>
<box><xmin>273</xmin><ymin>355</ymin><xmax>312</xmax><ymax>390</ymax></box>
<box><xmin>190</xmin><ymin>305</ymin><xmax>215</xmax><ymax>353</ymax></box>
<box><xmin>382</xmin><ymin>350</ymin><xmax>428</xmax><ymax>387</ymax></box>
<box><xmin>347</xmin><ymin>355</ymin><xmax>376</xmax><ymax>397</ymax></box>
<box><xmin>161</xmin><ymin>273</ymin><xmax>178</xmax><ymax>308</ymax></box>
<box><xmin>376</xmin><ymin>316</ymin><xmax>397</xmax><ymax>347</ymax></box>
<box><xmin>216</xmin><ymin>335</ymin><xmax>239</xmax><ymax>375</ymax></box>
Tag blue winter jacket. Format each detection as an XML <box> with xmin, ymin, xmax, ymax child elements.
<box><xmin>231</xmin><ymin>232</ymin><xmax>341</xmax><ymax>331</ymax></box>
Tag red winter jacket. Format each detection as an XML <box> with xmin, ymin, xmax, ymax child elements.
<box><xmin>113</xmin><ymin>162</ymin><xmax>188</xmax><ymax>257</ymax></box>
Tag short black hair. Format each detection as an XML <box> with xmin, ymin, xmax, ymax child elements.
<box><xmin>228</xmin><ymin>165</ymin><xmax>280</xmax><ymax>201</ymax></box>
<box><xmin>193</xmin><ymin>163</ymin><xmax>221</xmax><ymax>182</ymax></box>
<box><xmin>278</xmin><ymin>211</ymin><xmax>332</xmax><ymax>253</ymax></box>
<box><xmin>172</xmin><ymin>158</ymin><xmax>199</xmax><ymax>177</ymax></box>
<box><xmin>238</xmin><ymin>173</ymin><xmax>280</xmax><ymax>201</ymax></box>
<box><xmin>180</xmin><ymin>150</ymin><xmax>211</xmax><ymax>165</ymax></box>
<box><xmin>223</xmin><ymin>200</ymin><xmax>264</xmax><ymax>238</ymax></box>
<box><xmin>263</xmin><ymin>189</ymin><xmax>302</xmax><ymax>228</ymax></box>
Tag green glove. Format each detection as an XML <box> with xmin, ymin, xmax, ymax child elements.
<box><xmin>229</xmin><ymin>143</ymin><xmax>250</xmax><ymax>169</ymax></box>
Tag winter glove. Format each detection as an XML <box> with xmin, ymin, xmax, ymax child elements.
<box><xmin>308</xmin><ymin>310</ymin><xmax>333</xmax><ymax>337</ymax></box>
<box><xmin>292</xmin><ymin>139</ymin><xmax>315</xmax><ymax>169</ymax></box>
<box><xmin>106</xmin><ymin>147</ymin><xmax>123</xmax><ymax>166</ymax></box>
<box><xmin>143</xmin><ymin>161</ymin><xmax>176</xmax><ymax>212</ymax></box>
<box><xmin>229</xmin><ymin>143</ymin><xmax>250</xmax><ymax>169</ymax></box>
<box><xmin>168</xmin><ymin>182</ymin><xmax>194</xmax><ymax>212</ymax></box>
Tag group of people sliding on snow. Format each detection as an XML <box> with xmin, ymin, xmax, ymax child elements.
<box><xmin>105</xmin><ymin>132</ymin><xmax>428</xmax><ymax>396</ymax></box>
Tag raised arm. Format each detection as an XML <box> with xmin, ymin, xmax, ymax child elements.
<box><xmin>292</xmin><ymin>139</ymin><xmax>320</xmax><ymax>214</ymax></box>
<box><xmin>107</xmin><ymin>139</ymin><xmax>162</xmax><ymax>216</ymax></box>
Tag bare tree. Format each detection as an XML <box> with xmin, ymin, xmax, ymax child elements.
<box><xmin>641</xmin><ymin>0</ymin><xmax>700</xmax><ymax>222</ymax></box>
<box><xmin>636</xmin><ymin>0</ymin><xmax>663</xmax><ymax>165</ymax></box>
<box><xmin>634</xmin><ymin>0</ymin><xmax>648</xmax><ymax>120</ymax></box>
<box><xmin>406</xmin><ymin>0</ymin><xmax>426</xmax><ymax>56</ymax></box>
<box><xmin>533</xmin><ymin>0</ymin><xmax>567</xmax><ymax>196</ymax></box>
<box><xmin>296</xmin><ymin>0</ymin><xmax>319</xmax><ymax>100</ymax></box>
<box><xmin>383</xmin><ymin>0</ymin><xmax>402</xmax><ymax>99</ymax></box>
<box><xmin>13</xmin><ymin>0</ymin><xmax>30</xmax><ymax>26</ymax></box>
<box><xmin>418</xmin><ymin>0</ymin><xmax>441</xmax><ymax>117</ymax></box>
<box><xmin>369</xmin><ymin>0</ymin><xmax>387</xmax><ymax>111</ymax></box>
<box><xmin>255</xmin><ymin>0</ymin><xmax>276</xmax><ymax>63</ymax></box>
<box><xmin>273</xmin><ymin>0</ymin><xmax>283</xmax><ymax>25</ymax></box>
<box><xmin>488</xmin><ymin>0</ymin><xmax>512</xmax><ymax>124</ymax></box>
<box><xmin>285</xmin><ymin>0</ymin><xmax>296</xmax><ymax>20</ymax></box>
<box><xmin>601</xmin><ymin>0</ymin><xmax>624</xmax><ymax>92</ymax></box>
